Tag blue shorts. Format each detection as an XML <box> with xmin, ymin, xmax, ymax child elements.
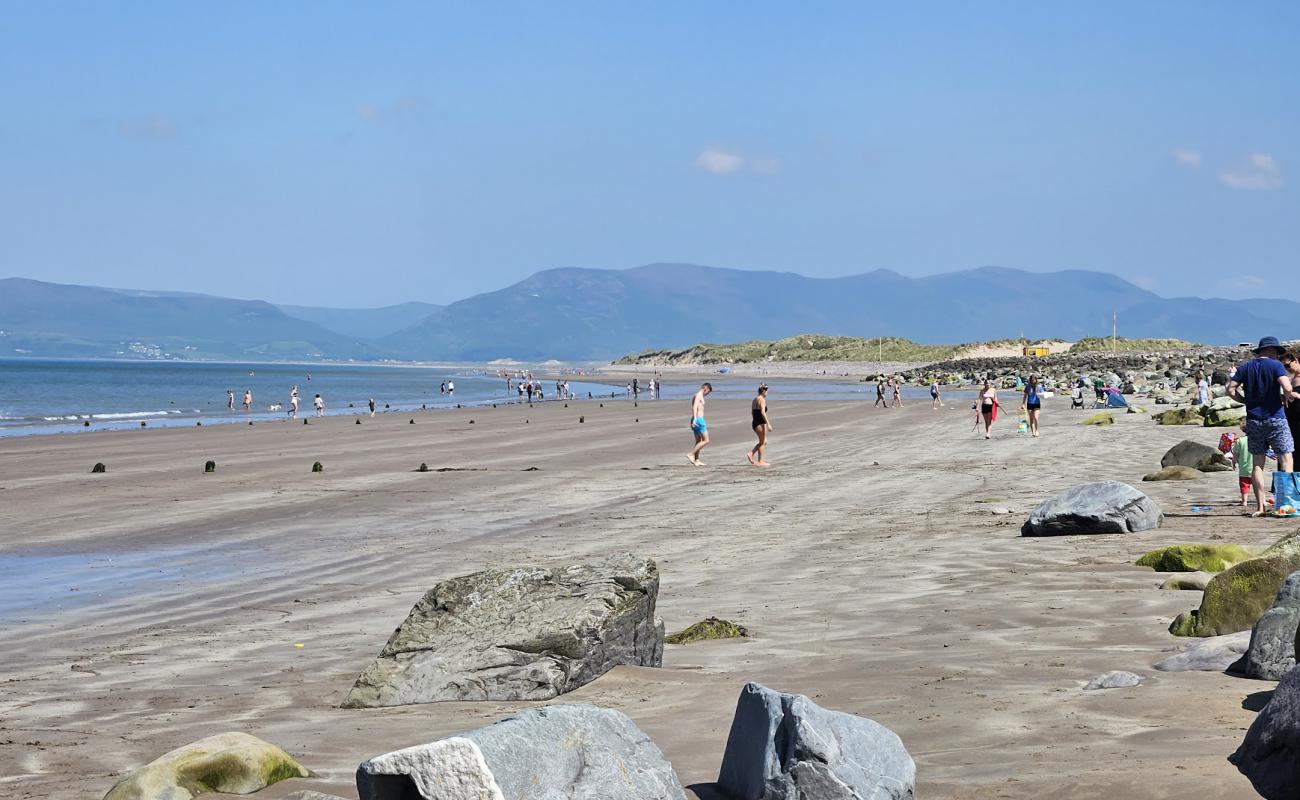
<box><xmin>1248</xmin><ymin>416</ymin><xmax>1294</xmax><ymax>457</ymax></box>
<box><xmin>691</xmin><ymin>417</ymin><xmax>707</xmax><ymax>435</ymax></box>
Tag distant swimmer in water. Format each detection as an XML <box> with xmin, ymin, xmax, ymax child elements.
<box><xmin>227</xmin><ymin>389</ymin><xmax>235</xmax><ymax>411</ymax></box>
<box><xmin>313</xmin><ymin>393</ymin><xmax>324</xmax><ymax>417</ymax></box>
<box><xmin>368</xmin><ymin>397</ymin><xmax>377</xmax><ymax>418</ymax></box>
<box><xmin>687</xmin><ymin>382</ymin><xmax>713</xmax><ymax>466</ymax></box>
<box><xmin>747</xmin><ymin>384</ymin><xmax>772</xmax><ymax>466</ymax></box>
<box><xmin>243</xmin><ymin>390</ymin><xmax>252</xmax><ymax>411</ymax></box>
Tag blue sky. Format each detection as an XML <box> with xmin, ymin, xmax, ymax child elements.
<box><xmin>1</xmin><ymin>2</ymin><xmax>1296</xmax><ymax>307</ymax></box>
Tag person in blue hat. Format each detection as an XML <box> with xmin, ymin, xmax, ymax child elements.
<box><xmin>1228</xmin><ymin>336</ymin><xmax>1300</xmax><ymax>515</ymax></box>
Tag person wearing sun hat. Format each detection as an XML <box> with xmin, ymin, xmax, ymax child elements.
<box><xmin>1228</xmin><ymin>336</ymin><xmax>1300</xmax><ymax>516</ymax></box>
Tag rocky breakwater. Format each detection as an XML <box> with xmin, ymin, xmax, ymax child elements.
<box><xmin>901</xmin><ymin>346</ymin><xmax>1239</xmax><ymax>394</ymax></box>
<box><xmin>1170</xmin><ymin>528</ymin><xmax>1300</xmax><ymax>637</ymax></box>
<box><xmin>343</xmin><ymin>554</ymin><xmax>664</xmax><ymax>707</ymax></box>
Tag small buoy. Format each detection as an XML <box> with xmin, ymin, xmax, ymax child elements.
<box><xmin>91</xmin><ymin>462</ymin><xmax>106</xmax><ymax>473</ymax></box>
<box><xmin>311</xmin><ymin>461</ymin><xmax>324</xmax><ymax>473</ymax></box>
<box><xmin>204</xmin><ymin>460</ymin><xmax>216</xmax><ymax>473</ymax></box>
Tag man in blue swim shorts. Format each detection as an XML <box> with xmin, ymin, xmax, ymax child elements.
<box><xmin>687</xmin><ymin>382</ymin><xmax>713</xmax><ymax>466</ymax></box>
<box><xmin>1228</xmin><ymin>336</ymin><xmax>1300</xmax><ymax>515</ymax></box>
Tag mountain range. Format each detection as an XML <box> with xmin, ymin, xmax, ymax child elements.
<box><xmin>2</xmin><ymin>265</ymin><xmax>1296</xmax><ymax>362</ymax></box>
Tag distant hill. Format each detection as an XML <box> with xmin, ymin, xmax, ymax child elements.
<box><xmin>0</xmin><ymin>278</ymin><xmax>378</xmax><ymax>360</ymax></box>
<box><xmin>277</xmin><ymin>301</ymin><xmax>442</xmax><ymax>339</ymax></box>
<box><xmin>6</xmin><ymin>265</ymin><xmax>1297</xmax><ymax>362</ymax></box>
<box><xmin>383</xmin><ymin>263</ymin><xmax>1299</xmax><ymax>360</ymax></box>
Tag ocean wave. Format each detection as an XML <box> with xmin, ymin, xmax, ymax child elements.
<box><xmin>89</xmin><ymin>411</ymin><xmax>176</xmax><ymax>420</ymax></box>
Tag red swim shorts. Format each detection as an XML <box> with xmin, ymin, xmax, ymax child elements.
<box><xmin>1240</xmin><ymin>477</ymin><xmax>1254</xmax><ymax>495</ymax></box>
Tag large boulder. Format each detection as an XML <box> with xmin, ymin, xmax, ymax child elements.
<box><xmin>1021</xmin><ymin>481</ymin><xmax>1163</xmax><ymax>537</ymax></box>
<box><xmin>1153</xmin><ymin>407</ymin><xmax>1205</xmax><ymax>425</ymax></box>
<box><xmin>356</xmin><ymin>704</ymin><xmax>685</xmax><ymax>800</ymax></box>
<box><xmin>1143</xmin><ymin>466</ymin><xmax>1201</xmax><ymax>482</ymax></box>
<box><xmin>1242</xmin><ymin>571</ymin><xmax>1300</xmax><ymax>680</ymax></box>
<box><xmin>1136</xmin><ymin>543</ymin><xmax>1254</xmax><ymax>573</ymax></box>
<box><xmin>344</xmin><ymin>554</ymin><xmax>664</xmax><ymax>707</ymax></box>
<box><xmin>1169</xmin><ymin>529</ymin><xmax>1300</xmax><ymax>637</ymax></box>
<box><xmin>1080</xmin><ymin>412</ymin><xmax>1114</xmax><ymax>426</ymax></box>
<box><xmin>1230</xmin><ymin>664</ymin><xmax>1300</xmax><ymax>799</ymax></box>
<box><xmin>1153</xmin><ymin>631</ymin><xmax>1250</xmax><ymax>672</ymax></box>
<box><xmin>1160</xmin><ymin>440</ymin><xmax>1217</xmax><ymax>469</ymax></box>
<box><xmin>717</xmin><ymin>682</ymin><xmax>915</xmax><ymax>800</ymax></box>
<box><xmin>103</xmin><ymin>732</ymin><xmax>309</xmax><ymax>800</ymax></box>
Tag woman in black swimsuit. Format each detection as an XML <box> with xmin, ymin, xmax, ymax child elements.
<box><xmin>748</xmin><ymin>385</ymin><xmax>772</xmax><ymax>466</ymax></box>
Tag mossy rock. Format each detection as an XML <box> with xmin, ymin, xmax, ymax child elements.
<box><xmin>1170</xmin><ymin>528</ymin><xmax>1300</xmax><ymax>637</ymax></box>
<box><xmin>1160</xmin><ymin>571</ymin><xmax>1214</xmax><ymax>591</ymax></box>
<box><xmin>1196</xmin><ymin>453</ymin><xmax>1234</xmax><ymax>473</ymax></box>
<box><xmin>1127</xmin><ymin>405</ymin><xmax>1148</xmax><ymax>414</ymax></box>
<box><xmin>664</xmin><ymin>617</ymin><xmax>749</xmax><ymax>644</ymax></box>
<box><xmin>311</xmin><ymin>461</ymin><xmax>324</xmax><ymax>473</ymax></box>
<box><xmin>91</xmin><ymin>462</ymin><xmax>107</xmax><ymax>473</ymax></box>
<box><xmin>1137</xmin><ymin>543</ymin><xmax>1254</xmax><ymax>572</ymax></box>
<box><xmin>1204</xmin><ymin>405</ymin><xmax>1247</xmax><ymax>427</ymax></box>
<box><xmin>1081</xmin><ymin>412</ymin><xmax>1114</xmax><ymax>426</ymax></box>
<box><xmin>103</xmin><ymin>732</ymin><xmax>308</xmax><ymax>800</ymax></box>
<box><xmin>417</xmin><ymin>463</ymin><xmax>430</xmax><ymax>472</ymax></box>
<box><xmin>203</xmin><ymin>460</ymin><xmax>216</xmax><ymax>474</ymax></box>
<box><xmin>1142</xmin><ymin>466</ymin><xmax>1201</xmax><ymax>482</ymax></box>
<box><xmin>1152</xmin><ymin>407</ymin><xmax>1205</xmax><ymax>425</ymax></box>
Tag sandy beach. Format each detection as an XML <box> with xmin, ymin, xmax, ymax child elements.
<box><xmin>0</xmin><ymin>393</ymin><xmax>1281</xmax><ymax>798</ymax></box>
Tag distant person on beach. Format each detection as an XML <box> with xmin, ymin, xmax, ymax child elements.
<box><xmin>875</xmin><ymin>379</ymin><xmax>887</xmax><ymax>408</ymax></box>
<box><xmin>1227</xmin><ymin>336</ymin><xmax>1300</xmax><ymax>516</ymax></box>
<box><xmin>447</xmin><ymin>380</ymin><xmax>454</xmax><ymax>395</ymax></box>
<box><xmin>891</xmin><ymin>379</ymin><xmax>903</xmax><ymax>408</ymax></box>
<box><xmin>1021</xmin><ymin>374</ymin><xmax>1043</xmax><ymax>438</ymax></box>
<box><xmin>977</xmin><ymin>379</ymin><xmax>999</xmax><ymax>439</ymax></box>
<box><xmin>242</xmin><ymin>390</ymin><xmax>252</xmax><ymax>411</ymax></box>
<box><xmin>687</xmin><ymin>382</ymin><xmax>713</xmax><ymax>466</ymax></box>
<box><xmin>1197</xmin><ymin>373</ymin><xmax>1211</xmax><ymax>406</ymax></box>
<box><xmin>368</xmin><ymin>398</ymin><xmax>376</xmax><ymax>418</ymax></box>
<box><xmin>313</xmin><ymin>393</ymin><xmax>324</xmax><ymax>417</ymax></box>
<box><xmin>227</xmin><ymin>389</ymin><xmax>235</xmax><ymax>411</ymax></box>
<box><xmin>747</xmin><ymin>384</ymin><xmax>772</xmax><ymax>466</ymax></box>
<box><xmin>289</xmin><ymin>386</ymin><xmax>299</xmax><ymax>419</ymax></box>
<box><xmin>930</xmin><ymin>380</ymin><xmax>942</xmax><ymax>409</ymax></box>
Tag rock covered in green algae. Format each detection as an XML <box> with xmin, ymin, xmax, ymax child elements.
<box><xmin>1152</xmin><ymin>407</ymin><xmax>1205</xmax><ymax>425</ymax></box>
<box><xmin>1142</xmin><ymin>466</ymin><xmax>1202</xmax><ymax>482</ymax></box>
<box><xmin>1080</xmin><ymin>411</ymin><xmax>1114</xmax><ymax>426</ymax></box>
<box><xmin>664</xmin><ymin>617</ymin><xmax>749</xmax><ymax>644</ymax></box>
<box><xmin>1169</xmin><ymin>528</ymin><xmax>1300</xmax><ymax>637</ymax></box>
<box><xmin>103</xmin><ymin>732</ymin><xmax>308</xmax><ymax>800</ymax></box>
<box><xmin>1137</xmin><ymin>544</ymin><xmax>1254</xmax><ymax>573</ymax></box>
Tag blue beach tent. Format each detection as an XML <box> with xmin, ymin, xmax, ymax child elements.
<box><xmin>1105</xmin><ymin>389</ymin><xmax>1129</xmax><ymax>409</ymax></box>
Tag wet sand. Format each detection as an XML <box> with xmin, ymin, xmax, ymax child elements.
<box><xmin>0</xmin><ymin>396</ymin><xmax>1282</xmax><ymax>798</ymax></box>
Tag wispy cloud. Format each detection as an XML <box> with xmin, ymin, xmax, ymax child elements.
<box><xmin>1172</xmin><ymin>147</ymin><xmax>1201</xmax><ymax>169</ymax></box>
<box><xmin>694</xmin><ymin>147</ymin><xmax>779</xmax><ymax>176</ymax></box>
<box><xmin>1219</xmin><ymin>153</ymin><xmax>1283</xmax><ymax>191</ymax></box>
<box><xmin>695</xmin><ymin>148</ymin><xmax>744</xmax><ymax>175</ymax></box>
<box><xmin>356</xmin><ymin>96</ymin><xmax>427</xmax><ymax>122</ymax></box>
<box><xmin>119</xmin><ymin>115</ymin><xmax>177</xmax><ymax>141</ymax></box>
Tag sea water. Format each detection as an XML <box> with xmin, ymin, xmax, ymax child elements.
<box><xmin>0</xmin><ymin>358</ymin><xmax>953</xmax><ymax>437</ymax></box>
